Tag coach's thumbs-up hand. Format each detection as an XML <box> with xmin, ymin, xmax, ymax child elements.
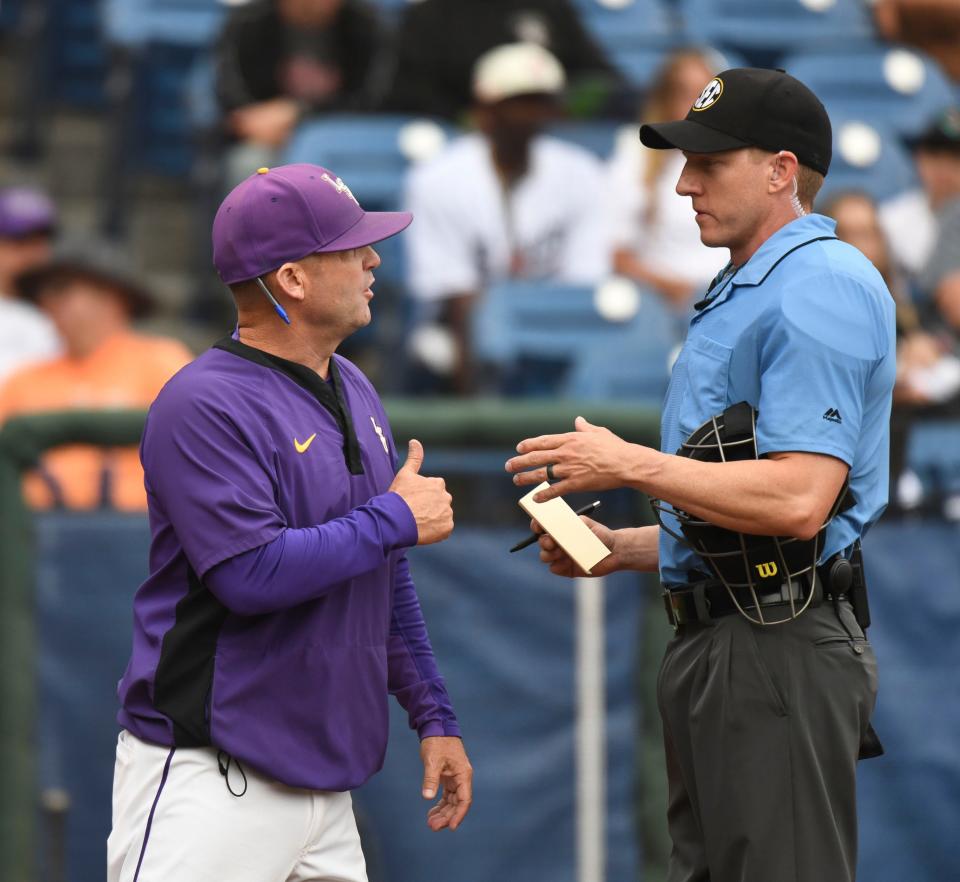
<box><xmin>390</xmin><ymin>439</ymin><xmax>454</xmax><ymax>545</ymax></box>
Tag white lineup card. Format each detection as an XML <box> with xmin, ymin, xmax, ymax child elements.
<box><xmin>518</xmin><ymin>483</ymin><xmax>612</xmax><ymax>574</ymax></box>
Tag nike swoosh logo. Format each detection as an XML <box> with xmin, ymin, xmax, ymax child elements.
<box><xmin>294</xmin><ymin>433</ymin><xmax>317</xmax><ymax>454</ymax></box>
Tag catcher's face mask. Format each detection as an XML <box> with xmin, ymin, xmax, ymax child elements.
<box><xmin>651</xmin><ymin>402</ymin><xmax>851</xmax><ymax>625</ymax></box>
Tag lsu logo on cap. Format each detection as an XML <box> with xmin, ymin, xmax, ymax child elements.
<box><xmin>320</xmin><ymin>172</ymin><xmax>359</xmax><ymax>206</ymax></box>
<box><xmin>692</xmin><ymin>78</ymin><xmax>723</xmax><ymax>112</ymax></box>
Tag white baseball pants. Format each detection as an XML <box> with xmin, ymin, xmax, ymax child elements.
<box><xmin>107</xmin><ymin>730</ymin><xmax>369</xmax><ymax>882</ymax></box>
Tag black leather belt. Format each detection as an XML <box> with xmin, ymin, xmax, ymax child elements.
<box><xmin>664</xmin><ymin>556</ymin><xmax>850</xmax><ymax>629</ymax></box>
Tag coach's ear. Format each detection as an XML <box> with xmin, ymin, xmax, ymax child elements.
<box><xmin>273</xmin><ymin>262</ymin><xmax>308</xmax><ymax>303</ymax></box>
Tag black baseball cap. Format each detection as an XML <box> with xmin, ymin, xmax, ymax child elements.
<box><xmin>640</xmin><ymin>68</ymin><xmax>832</xmax><ymax>176</ymax></box>
<box><xmin>14</xmin><ymin>242</ymin><xmax>154</xmax><ymax>319</ymax></box>
<box><xmin>906</xmin><ymin>107</ymin><xmax>960</xmax><ymax>155</ymax></box>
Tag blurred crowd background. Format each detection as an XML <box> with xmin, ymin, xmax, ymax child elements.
<box><xmin>1</xmin><ymin>1</ymin><xmax>959</xmax><ymax>881</ymax></box>
<box><xmin>1</xmin><ymin>0</ymin><xmax>960</xmax><ymax>514</ymax></box>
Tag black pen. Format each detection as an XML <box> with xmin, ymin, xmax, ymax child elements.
<box><xmin>509</xmin><ymin>500</ymin><xmax>602</xmax><ymax>553</ymax></box>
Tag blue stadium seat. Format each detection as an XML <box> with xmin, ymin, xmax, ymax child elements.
<box><xmin>816</xmin><ymin>116</ymin><xmax>918</xmax><ymax>205</ymax></box>
<box><xmin>472</xmin><ymin>279</ymin><xmax>679</xmax><ymax>399</ymax></box>
<box><xmin>680</xmin><ymin>0</ymin><xmax>875</xmax><ymax>60</ymax></box>
<box><xmin>283</xmin><ymin>115</ymin><xmax>456</xmax><ymax>210</ymax></box>
<box><xmin>562</xmin><ymin>330</ymin><xmax>677</xmax><ymax>406</ymax></box>
<box><xmin>573</xmin><ymin>0</ymin><xmax>676</xmax><ymax>49</ymax></box>
<box><xmin>906</xmin><ymin>420</ymin><xmax>960</xmax><ymax>502</ymax></box>
<box><xmin>610</xmin><ymin>45</ymin><xmax>680</xmax><ymax>91</ymax></box>
<box><xmin>782</xmin><ymin>46</ymin><xmax>956</xmax><ymax>139</ymax></box>
<box><xmin>101</xmin><ymin>0</ymin><xmax>227</xmax><ymax>175</ymax></box>
<box><xmin>572</xmin><ymin>0</ymin><xmax>679</xmax><ymax>87</ymax></box>
<box><xmin>132</xmin><ymin>43</ymin><xmax>214</xmax><ymax>176</ymax></box>
<box><xmin>561</xmin><ymin>288</ymin><xmax>678</xmax><ymax>404</ymax></box>
<box><xmin>101</xmin><ymin>0</ymin><xmax>225</xmax><ymax>48</ymax></box>
<box><xmin>99</xmin><ymin>0</ymin><xmax>227</xmax><ymax>235</ymax></box>
<box><xmin>46</xmin><ymin>0</ymin><xmax>109</xmax><ymax>107</ymax></box>
<box><xmin>549</xmin><ymin>120</ymin><xmax>627</xmax><ymax>159</ymax></box>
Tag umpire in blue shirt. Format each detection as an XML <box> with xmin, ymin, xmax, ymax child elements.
<box><xmin>505</xmin><ymin>68</ymin><xmax>895</xmax><ymax>882</ymax></box>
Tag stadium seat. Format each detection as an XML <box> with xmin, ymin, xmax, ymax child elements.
<box><xmin>6</xmin><ymin>0</ymin><xmax>110</xmax><ymax>159</ymax></box>
<box><xmin>906</xmin><ymin>421</ymin><xmax>960</xmax><ymax>503</ymax></box>
<box><xmin>46</xmin><ymin>0</ymin><xmax>110</xmax><ymax>107</ymax></box>
<box><xmin>99</xmin><ymin>0</ymin><xmax>227</xmax><ymax>234</ymax></box>
<box><xmin>679</xmin><ymin>0</ymin><xmax>875</xmax><ymax>61</ymax></box>
<box><xmin>573</xmin><ymin>0</ymin><xmax>676</xmax><ymax>49</ymax></box>
<box><xmin>816</xmin><ymin>116</ymin><xmax>918</xmax><ymax>205</ymax></box>
<box><xmin>562</xmin><ymin>330</ymin><xmax>677</xmax><ymax>405</ymax></box>
<box><xmin>101</xmin><ymin>0</ymin><xmax>225</xmax><ymax>48</ymax></box>
<box><xmin>571</xmin><ymin>0</ymin><xmax>680</xmax><ymax>87</ymax></box>
<box><xmin>781</xmin><ymin>46</ymin><xmax>957</xmax><ymax>139</ymax></box>
<box><xmin>283</xmin><ymin>115</ymin><xmax>456</xmax><ymax>210</ymax></box>
<box><xmin>549</xmin><ymin>120</ymin><xmax>628</xmax><ymax>159</ymax></box>
<box><xmin>472</xmin><ymin>278</ymin><xmax>679</xmax><ymax>399</ymax></box>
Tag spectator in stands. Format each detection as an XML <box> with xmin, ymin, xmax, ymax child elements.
<box><xmin>824</xmin><ymin>190</ymin><xmax>960</xmax><ymax>407</ymax></box>
<box><xmin>911</xmin><ymin>108</ymin><xmax>960</xmax><ymax>332</ymax></box>
<box><xmin>404</xmin><ymin>43</ymin><xmax>610</xmax><ymax>393</ymax></box>
<box><xmin>0</xmin><ymin>187</ymin><xmax>60</xmax><ymax>382</ymax></box>
<box><xmin>0</xmin><ymin>250</ymin><xmax>192</xmax><ymax>511</ymax></box>
<box><xmin>606</xmin><ymin>48</ymin><xmax>720</xmax><ymax>311</ymax></box>
<box><xmin>382</xmin><ymin>0</ymin><xmax>621</xmax><ymax>121</ymax></box>
<box><xmin>215</xmin><ymin>0</ymin><xmax>385</xmax><ymax>187</ymax></box>
<box><xmin>824</xmin><ymin>189</ymin><xmax>960</xmax><ymax>512</ymax></box>
<box><xmin>874</xmin><ymin>0</ymin><xmax>960</xmax><ymax>82</ymax></box>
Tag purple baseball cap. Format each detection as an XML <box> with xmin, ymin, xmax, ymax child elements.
<box><xmin>212</xmin><ymin>164</ymin><xmax>412</xmax><ymax>285</ymax></box>
<box><xmin>0</xmin><ymin>187</ymin><xmax>57</xmax><ymax>239</ymax></box>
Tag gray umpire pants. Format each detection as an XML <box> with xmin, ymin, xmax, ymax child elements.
<box><xmin>657</xmin><ymin>599</ymin><xmax>879</xmax><ymax>882</ymax></box>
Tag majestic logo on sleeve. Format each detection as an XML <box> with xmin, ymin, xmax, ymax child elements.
<box><xmin>822</xmin><ymin>408</ymin><xmax>843</xmax><ymax>424</ymax></box>
<box><xmin>320</xmin><ymin>173</ymin><xmax>359</xmax><ymax>206</ymax></box>
<box><xmin>692</xmin><ymin>78</ymin><xmax>723</xmax><ymax>111</ymax></box>
<box><xmin>370</xmin><ymin>417</ymin><xmax>389</xmax><ymax>455</ymax></box>
<box><xmin>294</xmin><ymin>433</ymin><xmax>317</xmax><ymax>453</ymax></box>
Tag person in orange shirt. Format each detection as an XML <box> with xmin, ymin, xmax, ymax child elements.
<box><xmin>0</xmin><ymin>254</ymin><xmax>192</xmax><ymax>511</ymax></box>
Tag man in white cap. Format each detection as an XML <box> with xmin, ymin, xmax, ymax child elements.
<box><xmin>403</xmin><ymin>42</ymin><xmax>610</xmax><ymax>393</ymax></box>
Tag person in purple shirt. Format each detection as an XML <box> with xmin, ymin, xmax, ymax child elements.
<box><xmin>108</xmin><ymin>164</ymin><xmax>472</xmax><ymax>882</ymax></box>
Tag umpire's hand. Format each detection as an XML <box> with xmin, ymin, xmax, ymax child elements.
<box><xmin>532</xmin><ymin>515</ymin><xmax>624</xmax><ymax>579</ymax></box>
<box><xmin>390</xmin><ymin>439</ymin><xmax>455</xmax><ymax>544</ymax></box>
<box><xmin>420</xmin><ymin>736</ymin><xmax>473</xmax><ymax>832</ymax></box>
<box><xmin>505</xmin><ymin>416</ymin><xmax>638</xmax><ymax>502</ymax></box>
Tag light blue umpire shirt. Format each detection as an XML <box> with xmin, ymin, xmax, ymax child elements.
<box><xmin>658</xmin><ymin>213</ymin><xmax>897</xmax><ymax>586</ymax></box>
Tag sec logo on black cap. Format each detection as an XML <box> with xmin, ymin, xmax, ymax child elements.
<box><xmin>692</xmin><ymin>78</ymin><xmax>723</xmax><ymax>112</ymax></box>
<box><xmin>639</xmin><ymin>68</ymin><xmax>832</xmax><ymax>176</ymax></box>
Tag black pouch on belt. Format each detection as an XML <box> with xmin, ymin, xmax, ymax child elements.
<box><xmin>859</xmin><ymin>722</ymin><xmax>885</xmax><ymax>760</ymax></box>
<box><xmin>843</xmin><ymin>541</ymin><xmax>883</xmax><ymax>759</ymax></box>
<box><xmin>848</xmin><ymin>540</ymin><xmax>871</xmax><ymax>631</ymax></box>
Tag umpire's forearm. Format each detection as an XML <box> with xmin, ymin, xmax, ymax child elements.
<box><xmin>625</xmin><ymin>447</ymin><xmax>847</xmax><ymax>541</ymax></box>
<box><xmin>614</xmin><ymin>525</ymin><xmax>660</xmax><ymax>573</ymax></box>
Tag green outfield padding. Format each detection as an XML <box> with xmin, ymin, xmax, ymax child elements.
<box><xmin>0</xmin><ymin>410</ymin><xmax>148</xmax><ymax>881</ymax></box>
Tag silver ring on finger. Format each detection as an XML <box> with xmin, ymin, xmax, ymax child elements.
<box><xmin>546</xmin><ymin>463</ymin><xmax>557</xmax><ymax>482</ymax></box>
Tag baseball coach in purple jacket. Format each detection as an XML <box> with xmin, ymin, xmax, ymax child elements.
<box><xmin>108</xmin><ymin>164</ymin><xmax>471</xmax><ymax>882</ymax></box>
